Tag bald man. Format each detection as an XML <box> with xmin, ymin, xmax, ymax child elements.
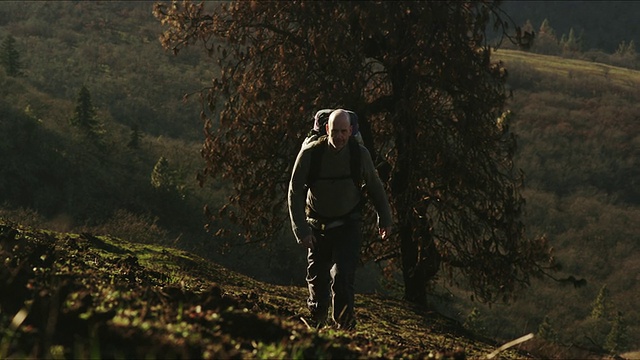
<box><xmin>288</xmin><ymin>109</ymin><xmax>392</xmax><ymax>330</ymax></box>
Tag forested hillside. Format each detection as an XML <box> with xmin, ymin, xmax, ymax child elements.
<box><xmin>0</xmin><ymin>1</ymin><xmax>222</xmax><ymax>239</ymax></box>
<box><xmin>448</xmin><ymin>50</ymin><xmax>639</xmax><ymax>354</ymax></box>
<box><xmin>0</xmin><ymin>1</ymin><xmax>215</xmax><ymax>139</ymax></box>
<box><xmin>1</xmin><ymin>1</ymin><xmax>639</xmax><ymax>358</ymax></box>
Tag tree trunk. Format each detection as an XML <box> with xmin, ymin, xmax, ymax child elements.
<box><xmin>401</xmin><ymin>216</ymin><xmax>441</xmax><ymax>304</ymax></box>
<box><xmin>391</xmin><ymin>119</ymin><xmax>438</xmax><ymax>304</ymax></box>
<box><xmin>399</xmin><ymin>219</ymin><xmax>427</xmax><ymax>303</ymax></box>
<box><xmin>390</xmin><ymin>106</ymin><xmax>441</xmax><ymax>304</ymax></box>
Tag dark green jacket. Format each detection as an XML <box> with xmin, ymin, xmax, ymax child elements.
<box><xmin>288</xmin><ymin>137</ymin><xmax>392</xmax><ymax>242</ymax></box>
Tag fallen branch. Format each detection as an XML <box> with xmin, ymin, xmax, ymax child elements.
<box><xmin>486</xmin><ymin>333</ymin><xmax>535</xmax><ymax>359</ymax></box>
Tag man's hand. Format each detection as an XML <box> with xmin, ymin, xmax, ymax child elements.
<box><xmin>379</xmin><ymin>227</ymin><xmax>391</xmax><ymax>240</ymax></box>
<box><xmin>300</xmin><ymin>234</ymin><xmax>316</xmax><ymax>250</ymax></box>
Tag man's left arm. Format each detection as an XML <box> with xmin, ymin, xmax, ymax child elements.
<box><xmin>359</xmin><ymin>147</ymin><xmax>392</xmax><ymax>236</ymax></box>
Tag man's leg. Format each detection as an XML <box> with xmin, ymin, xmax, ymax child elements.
<box><xmin>329</xmin><ymin>220</ymin><xmax>361</xmax><ymax>329</ymax></box>
<box><xmin>306</xmin><ymin>229</ymin><xmax>332</xmax><ymax>326</ymax></box>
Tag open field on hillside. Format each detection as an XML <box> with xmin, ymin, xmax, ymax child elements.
<box><xmin>493</xmin><ymin>49</ymin><xmax>640</xmax><ymax>90</ymax></box>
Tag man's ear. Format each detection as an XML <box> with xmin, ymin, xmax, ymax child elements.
<box><xmin>325</xmin><ymin>123</ymin><xmax>330</xmax><ymax>134</ymax></box>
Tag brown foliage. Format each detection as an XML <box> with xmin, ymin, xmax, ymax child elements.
<box><xmin>153</xmin><ymin>1</ymin><xmax>554</xmax><ymax>304</ymax></box>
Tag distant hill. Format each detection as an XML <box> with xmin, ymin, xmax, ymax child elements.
<box><xmin>0</xmin><ymin>1</ymin><xmax>223</xmax><ymax>238</ymax></box>
<box><xmin>0</xmin><ymin>1</ymin><xmax>214</xmax><ymax>140</ymax></box>
<box><xmin>447</xmin><ymin>48</ymin><xmax>640</xmax><ymax>355</ymax></box>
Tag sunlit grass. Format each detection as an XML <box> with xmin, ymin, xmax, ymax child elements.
<box><xmin>493</xmin><ymin>49</ymin><xmax>640</xmax><ymax>90</ymax></box>
<box><xmin>0</xmin><ymin>221</ymin><xmax>531</xmax><ymax>359</ymax></box>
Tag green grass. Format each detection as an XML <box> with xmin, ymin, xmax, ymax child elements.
<box><xmin>493</xmin><ymin>49</ymin><xmax>640</xmax><ymax>90</ymax></box>
<box><xmin>0</xmin><ymin>220</ymin><xmax>533</xmax><ymax>359</ymax></box>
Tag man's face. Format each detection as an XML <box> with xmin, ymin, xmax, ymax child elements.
<box><xmin>326</xmin><ymin>114</ymin><xmax>352</xmax><ymax>150</ymax></box>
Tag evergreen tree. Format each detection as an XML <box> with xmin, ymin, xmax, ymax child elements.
<box><xmin>615</xmin><ymin>41</ymin><xmax>628</xmax><ymax>56</ymax></box>
<box><xmin>534</xmin><ymin>19</ymin><xmax>561</xmax><ymax>55</ymax></box>
<box><xmin>521</xmin><ymin>19</ymin><xmax>535</xmax><ymax>34</ymax></box>
<box><xmin>605</xmin><ymin>311</ymin><xmax>628</xmax><ymax>354</ymax></box>
<box><xmin>627</xmin><ymin>40</ymin><xmax>637</xmax><ymax>57</ymax></box>
<box><xmin>615</xmin><ymin>40</ymin><xmax>637</xmax><ymax>58</ymax></box>
<box><xmin>612</xmin><ymin>40</ymin><xmax>638</xmax><ymax>68</ymax></box>
<box><xmin>0</xmin><ymin>34</ymin><xmax>22</xmax><ymax>77</ymax></box>
<box><xmin>538</xmin><ymin>19</ymin><xmax>555</xmax><ymax>37</ymax></box>
<box><xmin>463</xmin><ymin>307</ymin><xmax>486</xmax><ymax>334</ymax></box>
<box><xmin>151</xmin><ymin>156</ymin><xmax>175</xmax><ymax>192</ymax></box>
<box><xmin>562</xmin><ymin>28</ymin><xmax>582</xmax><ymax>54</ymax></box>
<box><xmin>150</xmin><ymin>156</ymin><xmax>190</xmax><ymax>226</ymax></box>
<box><xmin>69</xmin><ymin>85</ymin><xmax>102</xmax><ymax>139</ymax></box>
<box><xmin>590</xmin><ymin>284</ymin><xmax>609</xmax><ymax>319</ymax></box>
<box><xmin>537</xmin><ymin>316</ymin><xmax>558</xmax><ymax>343</ymax></box>
<box><xmin>127</xmin><ymin>124</ymin><xmax>142</xmax><ymax>149</ymax></box>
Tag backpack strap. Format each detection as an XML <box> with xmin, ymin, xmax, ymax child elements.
<box><xmin>307</xmin><ymin>135</ymin><xmax>327</xmax><ymax>187</ymax></box>
<box><xmin>348</xmin><ymin>136</ymin><xmax>362</xmax><ymax>189</ymax></box>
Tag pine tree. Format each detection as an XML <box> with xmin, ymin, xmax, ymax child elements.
<box><xmin>151</xmin><ymin>156</ymin><xmax>175</xmax><ymax>192</ymax></box>
<box><xmin>537</xmin><ymin>316</ymin><xmax>558</xmax><ymax>343</ymax></box>
<box><xmin>69</xmin><ymin>85</ymin><xmax>102</xmax><ymax>139</ymax></box>
<box><xmin>615</xmin><ymin>40</ymin><xmax>637</xmax><ymax>58</ymax></box>
<box><xmin>605</xmin><ymin>311</ymin><xmax>628</xmax><ymax>354</ymax></box>
<box><xmin>534</xmin><ymin>19</ymin><xmax>561</xmax><ymax>55</ymax></box>
<box><xmin>615</xmin><ymin>41</ymin><xmax>628</xmax><ymax>56</ymax></box>
<box><xmin>562</xmin><ymin>28</ymin><xmax>581</xmax><ymax>54</ymax></box>
<box><xmin>591</xmin><ymin>285</ymin><xmax>609</xmax><ymax>319</ymax></box>
<box><xmin>127</xmin><ymin>124</ymin><xmax>142</xmax><ymax>149</ymax></box>
<box><xmin>0</xmin><ymin>34</ymin><xmax>22</xmax><ymax>77</ymax></box>
<box><xmin>463</xmin><ymin>308</ymin><xmax>486</xmax><ymax>334</ymax></box>
<box><xmin>627</xmin><ymin>40</ymin><xmax>637</xmax><ymax>56</ymax></box>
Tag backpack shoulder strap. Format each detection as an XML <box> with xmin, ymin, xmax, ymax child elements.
<box><xmin>348</xmin><ymin>136</ymin><xmax>362</xmax><ymax>188</ymax></box>
<box><xmin>307</xmin><ymin>135</ymin><xmax>328</xmax><ymax>186</ymax></box>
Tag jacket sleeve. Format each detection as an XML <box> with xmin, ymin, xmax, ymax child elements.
<box><xmin>360</xmin><ymin>147</ymin><xmax>393</xmax><ymax>228</ymax></box>
<box><xmin>288</xmin><ymin>145</ymin><xmax>312</xmax><ymax>243</ymax></box>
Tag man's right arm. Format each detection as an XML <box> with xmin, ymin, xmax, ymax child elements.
<box><xmin>288</xmin><ymin>145</ymin><xmax>312</xmax><ymax>243</ymax></box>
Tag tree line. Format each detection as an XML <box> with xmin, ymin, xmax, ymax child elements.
<box><xmin>500</xmin><ymin>17</ymin><xmax>639</xmax><ymax>69</ymax></box>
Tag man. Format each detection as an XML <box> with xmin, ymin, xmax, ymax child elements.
<box><xmin>288</xmin><ymin>109</ymin><xmax>392</xmax><ymax>329</ymax></box>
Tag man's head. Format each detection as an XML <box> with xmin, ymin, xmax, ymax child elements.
<box><xmin>326</xmin><ymin>109</ymin><xmax>352</xmax><ymax>150</ymax></box>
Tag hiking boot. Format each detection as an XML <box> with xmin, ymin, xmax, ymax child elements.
<box><xmin>336</xmin><ymin>319</ymin><xmax>356</xmax><ymax>331</ymax></box>
<box><xmin>301</xmin><ymin>316</ymin><xmax>328</xmax><ymax>329</ymax></box>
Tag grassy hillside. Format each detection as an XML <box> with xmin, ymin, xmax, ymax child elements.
<box><xmin>0</xmin><ymin>220</ymin><xmax>539</xmax><ymax>359</ymax></box>
<box><xmin>0</xmin><ymin>1</ymin><xmax>225</xmax><ymax>245</ymax></box>
<box><xmin>1</xmin><ymin>2</ymin><xmax>639</xmax><ymax>358</ymax></box>
<box><xmin>0</xmin><ymin>1</ymin><xmax>215</xmax><ymax>140</ymax></box>
<box><xmin>444</xmin><ymin>49</ymin><xmax>640</xmax><ymax>355</ymax></box>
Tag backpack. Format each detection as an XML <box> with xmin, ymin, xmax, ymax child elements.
<box><xmin>307</xmin><ymin>108</ymin><xmax>361</xmax><ymax>142</ymax></box>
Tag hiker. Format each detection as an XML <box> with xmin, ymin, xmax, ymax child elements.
<box><xmin>288</xmin><ymin>109</ymin><xmax>392</xmax><ymax>330</ymax></box>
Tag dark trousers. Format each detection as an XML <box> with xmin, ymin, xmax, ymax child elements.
<box><xmin>306</xmin><ymin>219</ymin><xmax>361</xmax><ymax>329</ymax></box>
